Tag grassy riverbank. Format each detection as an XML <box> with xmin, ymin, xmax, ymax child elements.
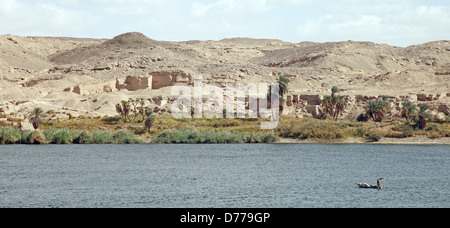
<box><xmin>1</xmin><ymin>115</ymin><xmax>449</xmax><ymax>144</ymax></box>
<box><xmin>0</xmin><ymin>127</ymin><xmax>142</xmax><ymax>144</ymax></box>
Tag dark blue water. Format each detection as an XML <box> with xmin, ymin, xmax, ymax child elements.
<box><xmin>0</xmin><ymin>144</ymin><xmax>449</xmax><ymax>208</ymax></box>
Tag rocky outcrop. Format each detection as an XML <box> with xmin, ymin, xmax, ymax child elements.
<box><xmin>417</xmin><ymin>94</ymin><xmax>433</xmax><ymax>102</ymax></box>
<box><xmin>417</xmin><ymin>94</ymin><xmax>444</xmax><ymax>102</ymax></box>
<box><xmin>435</xmin><ymin>64</ymin><xmax>450</xmax><ymax>76</ymax></box>
<box><xmin>438</xmin><ymin>104</ymin><xmax>449</xmax><ymax>115</ymax></box>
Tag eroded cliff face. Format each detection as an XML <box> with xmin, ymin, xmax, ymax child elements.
<box><xmin>0</xmin><ymin>32</ymin><xmax>449</xmax><ymax>121</ymax></box>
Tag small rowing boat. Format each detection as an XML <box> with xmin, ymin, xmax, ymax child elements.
<box><xmin>357</xmin><ymin>178</ymin><xmax>383</xmax><ymax>189</ymax></box>
<box><xmin>356</xmin><ymin>183</ymin><xmax>379</xmax><ymax>189</ymax></box>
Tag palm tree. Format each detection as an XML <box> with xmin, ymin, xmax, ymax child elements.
<box><xmin>29</xmin><ymin>108</ymin><xmax>45</xmax><ymax>130</ymax></box>
<box><xmin>401</xmin><ymin>101</ymin><xmax>417</xmax><ymax>123</ymax></box>
<box><xmin>331</xmin><ymin>86</ymin><xmax>339</xmax><ymax>97</ymax></box>
<box><xmin>365</xmin><ymin>96</ymin><xmax>390</xmax><ymax>122</ymax></box>
<box><xmin>123</xmin><ymin>100</ymin><xmax>131</xmax><ymax>122</ymax></box>
<box><xmin>334</xmin><ymin>95</ymin><xmax>346</xmax><ymax>120</ymax></box>
<box><xmin>267</xmin><ymin>74</ymin><xmax>290</xmax><ymax>115</ymax></box>
<box><xmin>366</xmin><ymin>101</ymin><xmax>376</xmax><ymax>122</ymax></box>
<box><xmin>414</xmin><ymin>104</ymin><xmax>432</xmax><ymax>130</ymax></box>
<box><xmin>129</xmin><ymin>99</ymin><xmax>139</xmax><ymax>122</ymax></box>
<box><xmin>278</xmin><ymin>74</ymin><xmax>290</xmax><ymax>98</ymax></box>
<box><xmin>407</xmin><ymin>104</ymin><xmax>417</xmax><ymax>122</ymax></box>
<box><xmin>366</xmin><ymin>100</ymin><xmax>384</xmax><ymax>122</ymax></box>
<box><xmin>144</xmin><ymin>109</ymin><xmax>156</xmax><ymax>133</ymax></box>
<box><xmin>401</xmin><ymin>101</ymin><xmax>411</xmax><ymax>121</ymax></box>
<box><xmin>116</xmin><ymin>100</ymin><xmax>131</xmax><ymax>122</ymax></box>
<box><xmin>138</xmin><ymin>99</ymin><xmax>146</xmax><ymax>122</ymax></box>
<box><xmin>321</xmin><ymin>96</ymin><xmax>334</xmax><ymax>118</ymax></box>
<box><xmin>321</xmin><ymin>86</ymin><xmax>346</xmax><ymax>120</ymax></box>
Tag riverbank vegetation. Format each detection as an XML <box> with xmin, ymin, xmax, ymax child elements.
<box><xmin>0</xmin><ymin>127</ymin><xmax>142</xmax><ymax>144</ymax></box>
<box><xmin>0</xmin><ymin>113</ymin><xmax>448</xmax><ymax>144</ymax></box>
<box><xmin>154</xmin><ymin>128</ymin><xmax>277</xmax><ymax>144</ymax></box>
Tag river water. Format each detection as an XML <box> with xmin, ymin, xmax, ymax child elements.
<box><xmin>0</xmin><ymin>144</ymin><xmax>449</xmax><ymax>208</ymax></box>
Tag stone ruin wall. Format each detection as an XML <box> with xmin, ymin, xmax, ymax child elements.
<box><xmin>150</xmin><ymin>71</ymin><xmax>192</xmax><ymax>90</ymax></box>
<box><xmin>65</xmin><ymin>82</ymin><xmax>115</xmax><ymax>96</ymax></box>
<box><xmin>62</xmin><ymin>71</ymin><xmax>193</xmax><ymax>96</ymax></box>
<box><xmin>116</xmin><ymin>76</ymin><xmax>149</xmax><ymax>91</ymax></box>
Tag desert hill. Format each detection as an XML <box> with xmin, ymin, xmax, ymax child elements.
<box><xmin>0</xmin><ymin>32</ymin><xmax>449</xmax><ymax>122</ymax></box>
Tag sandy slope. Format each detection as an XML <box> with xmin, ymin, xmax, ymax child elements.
<box><xmin>0</xmin><ymin>32</ymin><xmax>449</xmax><ymax>120</ymax></box>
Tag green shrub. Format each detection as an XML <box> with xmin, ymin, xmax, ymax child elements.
<box><xmin>21</xmin><ymin>131</ymin><xmax>32</xmax><ymax>144</ymax></box>
<box><xmin>277</xmin><ymin>119</ymin><xmax>344</xmax><ymax>140</ymax></box>
<box><xmin>245</xmin><ymin>132</ymin><xmax>278</xmax><ymax>143</ymax></box>
<box><xmin>426</xmin><ymin>123</ymin><xmax>440</xmax><ymax>132</ymax></box>
<box><xmin>0</xmin><ymin>127</ymin><xmax>22</xmax><ymax>144</ymax></box>
<box><xmin>367</xmin><ymin>132</ymin><xmax>382</xmax><ymax>142</ymax></box>
<box><xmin>156</xmin><ymin>128</ymin><xmax>194</xmax><ymax>143</ymax></box>
<box><xmin>384</xmin><ymin>130</ymin><xmax>406</xmax><ymax>139</ymax></box>
<box><xmin>245</xmin><ymin>133</ymin><xmax>263</xmax><ymax>143</ymax></box>
<box><xmin>92</xmin><ymin>131</ymin><xmax>114</xmax><ymax>144</ymax></box>
<box><xmin>153</xmin><ymin>128</ymin><xmax>277</xmax><ymax>144</ymax></box>
<box><xmin>262</xmin><ymin>133</ymin><xmax>278</xmax><ymax>143</ymax></box>
<box><xmin>73</xmin><ymin>131</ymin><xmax>93</xmax><ymax>144</ymax></box>
<box><xmin>52</xmin><ymin>129</ymin><xmax>72</xmax><ymax>144</ymax></box>
<box><xmin>357</xmin><ymin>114</ymin><xmax>369</xmax><ymax>122</ymax></box>
<box><xmin>392</xmin><ymin>124</ymin><xmax>415</xmax><ymax>138</ymax></box>
<box><xmin>429</xmin><ymin>132</ymin><xmax>442</xmax><ymax>139</ymax></box>
<box><xmin>113</xmin><ymin>131</ymin><xmax>141</xmax><ymax>144</ymax></box>
<box><xmin>43</xmin><ymin>130</ymin><xmax>55</xmax><ymax>144</ymax></box>
<box><xmin>356</xmin><ymin>127</ymin><xmax>370</xmax><ymax>138</ymax></box>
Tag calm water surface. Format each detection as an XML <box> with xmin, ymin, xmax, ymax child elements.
<box><xmin>0</xmin><ymin>144</ymin><xmax>449</xmax><ymax>208</ymax></box>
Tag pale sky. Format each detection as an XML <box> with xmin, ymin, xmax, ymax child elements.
<box><xmin>1</xmin><ymin>0</ymin><xmax>449</xmax><ymax>47</ymax></box>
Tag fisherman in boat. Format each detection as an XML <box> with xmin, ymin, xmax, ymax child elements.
<box><xmin>377</xmin><ymin>178</ymin><xmax>384</xmax><ymax>189</ymax></box>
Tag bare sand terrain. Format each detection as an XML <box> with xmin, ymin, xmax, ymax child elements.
<box><xmin>0</xmin><ymin>32</ymin><xmax>449</xmax><ymax>124</ymax></box>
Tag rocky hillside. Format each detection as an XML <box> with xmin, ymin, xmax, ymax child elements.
<box><xmin>0</xmin><ymin>32</ymin><xmax>449</xmax><ymax>122</ymax></box>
